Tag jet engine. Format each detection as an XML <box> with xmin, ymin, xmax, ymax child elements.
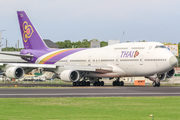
<box><xmin>147</xmin><ymin>73</ymin><xmax>166</xmax><ymax>81</ymax></box>
<box><xmin>5</xmin><ymin>67</ymin><xmax>24</xmax><ymax>79</ymax></box>
<box><xmin>60</xmin><ymin>70</ymin><xmax>80</xmax><ymax>82</ymax></box>
<box><xmin>166</xmin><ymin>69</ymin><xmax>175</xmax><ymax>78</ymax></box>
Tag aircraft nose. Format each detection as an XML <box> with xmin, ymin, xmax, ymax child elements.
<box><xmin>169</xmin><ymin>56</ymin><xmax>178</xmax><ymax>67</ymax></box>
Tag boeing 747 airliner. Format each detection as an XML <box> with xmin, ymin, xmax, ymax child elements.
<box><xmin>0</xmin><ymin>11</ymin><xmax>177</xmax><ymax>87</ymax></box>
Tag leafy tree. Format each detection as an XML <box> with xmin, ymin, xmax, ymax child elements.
<box><xmin>100</xmin><ymin>41</ymin><xmax>108</xmax><ymax>47</ymax></box>
<box><xmin>81</xmin><ymin>39</ymin><xmax>90</xmax><ymax>48</ymax></box>
<box><xmin>56</xmin><ymin>41</ymin><xmax>66</xmax><ymax>48</ymax></box>
<box><xmin>64</xmin><ymin>40</ymin><xmax>72</xmax><ymax>48</ymax></box>
<box><xmin>72</xmin><ymin>41</ymin><xmax>82</xmax><ymax>48</ymax></box>
<box><xmin>2</xmin><ymin>47</ymin><xmax>23</xmax><ymax>51</ymax></box>
<box><xmin>90</xmin><ymin>39</ymin><xmax>99</xmax><ymax>42</ymax></box>
<box><xmin>55</xmin><ymin>39</ymin><xmax>107</xmax><ymax>48</ymax></box>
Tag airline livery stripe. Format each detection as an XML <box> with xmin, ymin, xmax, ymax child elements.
<box><xmin>39</xmin><ymin>48</ymin><xmax>87</xmax><ymax>64</ymax></box>
<box><xmin>39</xmin><ymin>49</ymin><xmax>71</xmax><ymax>64</ymax></box>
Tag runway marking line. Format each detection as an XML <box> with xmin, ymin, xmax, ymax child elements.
<box><xmin>0</xmin><ymin>93</ymin><xmax>180</xmax><ymax>96</ymax></box>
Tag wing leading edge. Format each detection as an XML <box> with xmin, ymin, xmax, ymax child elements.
<box><xmin>0</xmin><ymin>52</ymin><xmax>33</xmax><ymax>58</ymax></box>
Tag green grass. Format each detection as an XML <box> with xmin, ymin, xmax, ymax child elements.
<box><xmin>0</xmin><ymin>97</ymin><xmax>180</xmax><ymax>120</ymax></box>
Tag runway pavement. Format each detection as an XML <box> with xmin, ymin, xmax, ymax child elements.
<box><xmin>0</xmin><ymin>86</ymin><xmax>180</xmax><ymax>98</ymax></box>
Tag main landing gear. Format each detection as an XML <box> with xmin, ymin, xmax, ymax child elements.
<box><xmin>93</xmin><ymin>81</ymin><xmax>104</xmax><ymax>86</ymax></box>
<box><xmin>93</xmin><ymin>78</ymin><xmax>104</xmax><ymax>86</ymax></box>
<box><xmin>152</xmin><ymin>81</ymin><xmax>160</xmax><ymax>87</ymax></box>
<box><xmin>73</xmin><ymin>81</ymin><xmax>90</xmax><ymax>86</ymax></box>
<box><xmin>73</xmin><ymin>81</ymin><xmax>104</xmax><ymax>86</ymax></box>
<box><xmin>112</xmin><ymin>78</ymin><xmax>124</xmax><ymax>86</ymax></box>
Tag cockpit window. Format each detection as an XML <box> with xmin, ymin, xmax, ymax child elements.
<box><xmin>155</xmin><ymin>45</ymin><xmax>166</xmax><ymax>48</ymax></box>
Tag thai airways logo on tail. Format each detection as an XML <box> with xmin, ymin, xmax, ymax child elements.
<box><xmin>23</xmin><ymin>21</ymin><xmax>34</xmax><ymax>42</ymax></box>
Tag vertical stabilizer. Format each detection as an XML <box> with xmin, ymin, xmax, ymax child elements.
<box><xmin>17</xmin><ymin>11</ymin><xmax>48</xmax><ymax>50</ymax></box>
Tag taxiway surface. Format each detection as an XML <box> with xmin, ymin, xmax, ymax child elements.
<box><xmin>0</xmin><ymin>86</ymin><xmax>180</xmax><ymax>98</ymax></box>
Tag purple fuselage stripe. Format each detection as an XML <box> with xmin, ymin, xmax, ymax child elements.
<box><xmin>44</xmin><ymin>48</ymin><xmax>87</xmax><ymax>64</ymax></box>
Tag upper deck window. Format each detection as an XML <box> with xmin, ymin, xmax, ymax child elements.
<box><xmin>155</xmin><ymin>45</ymin><xmax>166</xmax><ymax>48</ymax></box>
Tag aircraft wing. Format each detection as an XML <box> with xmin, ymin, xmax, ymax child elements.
<box><xmin>0</xmin><ymin>52</ymin><xmax>33</xmax><ymax>58</ymax></box>
<box><xmin>0</xmin><ymin>63</ymin><xmax>112</xmax><ymax>73</ymax></box>
<box><xmin>62</xmin><ymin>65</ymin><xmax>113</xmax><ymax>73</ymax></box>
<box><xmin>0</xmin><ymin>63</ymin><xmax>56</xmax><ymax>69</ymax></box>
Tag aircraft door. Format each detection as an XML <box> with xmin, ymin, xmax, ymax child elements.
<box><xmin>87</xmin><ymin>56</ymin><xmax>91</xmax><ymax>66</ymax></box>
<box><xmin>139</xmin><ymin>55</ymin><xmax>144</xmax><ymax>65</ymax></box>
<box><xmin>115</xmin><ymin>56</ymin><xmax>119</xmax><ymax>65</ymax></box>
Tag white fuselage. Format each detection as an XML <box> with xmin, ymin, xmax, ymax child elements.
<box><xmin>35</xmin><ymin>42</ymin><xmax>176</xmax><ymax>78</ymax></box>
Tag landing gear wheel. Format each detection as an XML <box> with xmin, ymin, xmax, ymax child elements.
<box><xmin>97</xmin><ymin>82</ymin><xmax>100</xmax><ymax>86</ymax></box>
<box><xmin>152</xmin><ymin>81</ymin><xmax>157</xmax><ymax>87</ymax></box>
<box><xmin>76</xmin><ymin>82</ymin><xmax>79</xmax><ymax>86</ymax></box>
<box><xmin>156</xmin><ymin>81</ymin><xmax>160</xmax><ymax>87</ymax></box>
<box><xmin>73</xmin><ymin>82</ymin><xmax>77</xmax><ymax>86</ymax></box>
<box><xmin>113</xmin><ymin>81</ymin><xmax>124</xmax><ymax>86</ymax></box>
<box><xmin>93</xmin><ymin>81</ymin><xmax>104</xmax><ymax>86</ymax></box>
<box><xmin>81</xmin><ymin>82</ymin><xmax>85</xmax><ymax>86</ymax></box>
<box><xmin>100</xmin><ymin>81</ymin><xmax>104</xmax><ymax>86</ymax></box>
<box><xmin>87</xmin><ymin>81</ymin><xmax>90</xmax><ymax>86</ymax></box>
<box><xmin>79</xmin><ymin>82</ymin><xmax>83</xmax><ymax>86</ymax></box>
<box><xmin>113</xmin><ymin>81</ymin><xmax>116</xmax><ymax>86</ymax></box>
<box><xmin>112</xmin><ymin>77</ymin><xmax>124</xmax><ymax>86</ymax></box>
<box><xmin>73</xmin><ymin>81</ymin><xmax>91</xmax><ymax>86</ymax></box>
<box><xmin>120</xmin><ymin>81</ymin><xmax>124</xmax><ymax>86</ymax></box>
<box><xmin>116</xmin><ymin>81</ymin><xmax>120</xmax><ymax>86</ymax></box>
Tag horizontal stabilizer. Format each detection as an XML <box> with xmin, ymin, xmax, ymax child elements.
<box><xmin>0</xmin><ymin>52</ymin><xmax>33</xmax><ymax>58</ymax></box>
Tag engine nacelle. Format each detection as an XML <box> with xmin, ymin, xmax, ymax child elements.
<box><xmin>166</xmin><ymin>69</ymin><xmax>175</xmax><ymax>78</ymax></box>
<box><xmin>5</xmin><ymin>67</ymin><xmax>24</xmax><ymax>79</ymax></box>
<box><xmin>147</xmin><ymin>73</ymin><xmax>166</xmax><ymax>82</ymax></box>
<box><xmin>60</xmin><ymin>70</ymin><xmax>80</xmax><ymax>82</ymax></box>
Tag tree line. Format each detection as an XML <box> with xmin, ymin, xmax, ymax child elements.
<box><xmin>55</xmin><ymin>39</ymin><xmax>108</xmax><ymax>48</ymax></box>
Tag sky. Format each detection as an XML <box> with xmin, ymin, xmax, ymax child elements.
<box><xmin>0</xmin><ymin>0</ymin><xmax>180</xmax><ymax>48</ymax></box>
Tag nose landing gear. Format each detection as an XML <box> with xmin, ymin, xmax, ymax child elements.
<box><xmin>152</xmin><ymin>81</ymin><xmax>160</xmax><ymax>87</ymax></box>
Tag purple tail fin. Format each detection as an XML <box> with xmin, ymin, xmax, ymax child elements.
<box><xmin>17</xmin><ymin>11</ymin><xmax>48</xmax><ymax>50</ymax></box>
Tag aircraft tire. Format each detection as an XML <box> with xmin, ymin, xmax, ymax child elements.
<box><xmin>97</xmin><ymin>82</ymin><xmax>100</xmax><ymax>86</ymax></box>
<box><xmin>73</xmin><ymin>82</ymin><xmax>77</xmax><ymax>86</ymax></box>
<box><xmin>121</xmin><ymin>81</ymin><xmax>124</xmax><ymax>86</ymax></box>
<box><xmin>79</xmin><ymin>82</ymin><xmax>83</xmax><ymax>86</ymax></box>
<box><xmin>117</xmin><ymin>82</ymin><xmax>120</xmax><ymax>86</ymax></box>
<box><xmin>93</xmin><ymin>82</ymin><xmax>97</xmax><ymax>86</ymax></box>
<box><xmin>152</xmin><ymin>81</ymin><xmax>157</xmax><ymax>87</ymax></box>
<box><xmin>156</xmin><ymin>81</ymin><xmax>160</xmax><ymax>87</ymax></box>
<box><xmin>113</xmin><ymin>81</ymin><xmax>116</xmax><ymax>86</ymax></box>
<box><xmin>87</xmin><ymin>81</ymin><xmax>90</xmax><ymax>86</ymax></box>
<box><xmin>76</xmin><ymin>82</ymin><xmax>79</xmax><ymax>86</ymax></box>
<box><xmin>82</xmin><ymin>81</ymin><xmax>86</xmax><ymax>86</ymax></box>
<box><xmin>100</xmin><ymin>81</ymin><xmax>104</xmax><ymax>86</ymax></box>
